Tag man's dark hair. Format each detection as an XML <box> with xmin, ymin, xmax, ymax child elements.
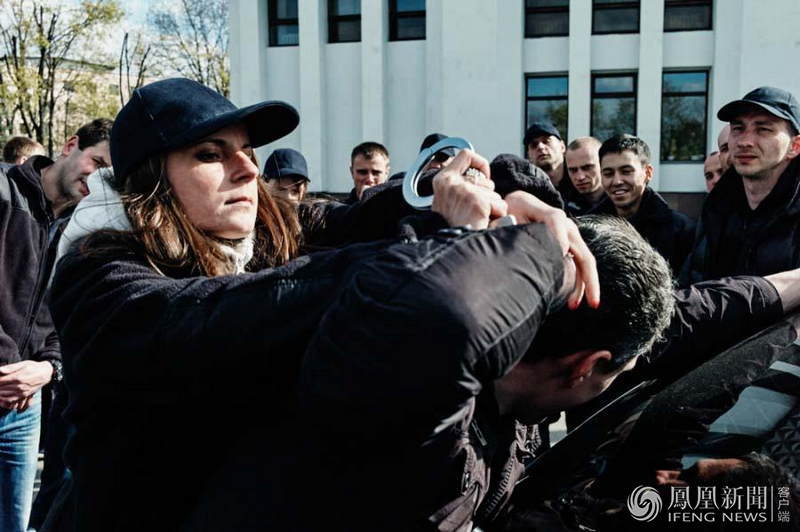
<box><xmin>527</xmin><ymin>215</ymin><xmax>674</xmax><ymax>371</ymax></box>
<box><xmin>75</xmin><ymin>118</ymin><xmax>113</xmax><ymax>151</ymax></box>
<box><xmin>351</xmin><ymin>141</ymin><xmax>389</xmax><ymax>163</ymax></box>
<box><xmin>598</xmin><ymin>134</ymin><xmax>651</xmax><ymax>166</ymax></box>
<box><xmin>707</xmin><ymin>453</ymin><xmax>799</xmax><ymax>529</ymax></box>
<box><xmin>3</xmin><ymin>136</ymin><xmax>43</xmax><ymax>163</ymax></box>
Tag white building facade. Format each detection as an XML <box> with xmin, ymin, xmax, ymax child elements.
<box><xmin>229</xmin><ymin>0</ymin><xmax>800</xmax><ymax>196</ymax></box>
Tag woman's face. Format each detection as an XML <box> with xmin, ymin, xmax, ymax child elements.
<box><xmin>166</xmin><ymin>123</ymin><xmax>258</xmax><ymax>239</ymax></box>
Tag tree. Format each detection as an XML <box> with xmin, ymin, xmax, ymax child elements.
<box><xmin>0</xmin><ymin>0</ymin><xmax>122</xmax><ymax>154</ymax></box>
<box><xmin>117</xmin><ymin>31</ymin><xmax>155</xmax><ymax>106</ymax></box>
<box><xmin>148</xmin><ymin>0</ymin><xmax>229</xmax><ymax>97</ymax></box>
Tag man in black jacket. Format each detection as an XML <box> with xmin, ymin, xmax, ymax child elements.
<box><xmin>0</xmin><ymin>118</ymin><xmax>111</xmax><ymax>532</ymax></box>
<box><xmin>680</xmin><ymin>86</ymin><xmax>800</xmax><ymax>286</ymax></box>
<box><xmin>594</xmin><ymin>134</ymin><xmax>696</xmax><ymax>275</ymax></box>
<box><xmin>524</xmin><ymin>123</ymin><xmax>583</xmax><ymax>215</ymax></box>
<box><xmin>284</xmin><ymin>214</ymin><xmax>674</xmax><ymax>531</ymax></box>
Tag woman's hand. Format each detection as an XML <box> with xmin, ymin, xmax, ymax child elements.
<box><xmin>431</xmin><ymin>149</ymin><xmax>507</xmax><ymax>230</ymax></box>
<box><xmin>504</xmin><ymin>190</ymin><xmax>600</xmax><ymax>310</ymax></box>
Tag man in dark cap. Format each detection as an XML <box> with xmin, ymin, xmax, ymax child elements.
<box><xmin>420</xmin><ymin>132</ymin><xmax>456</xmax><ymax>172</ymax></box>
<box><xmin>263</xmin><ymin>148</ymin><xmax>310</xmax><ymax>205</ymax></box>
<box><xmin>681</xmin><ymin>86</ymin><xmax>800</xmax><ymax>285</ymax></box>
<box><xmin>524</xmin><ymin>122</ymin><xmax>581</xmax><ymax>214</ymax></box>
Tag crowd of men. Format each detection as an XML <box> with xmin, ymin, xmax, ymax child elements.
<box><xmin>2</xmin><ymin>84</ymin><xmax>800</xmax><ymax>531</ymax></box>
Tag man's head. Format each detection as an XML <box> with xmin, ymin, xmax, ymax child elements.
<box><xmin>566</xmin><ymin>137</ymin><xmax>603</xmax><ymax>197</ymax></box>
<box><xmin>703</xmin><ymin>151</ymin><xmax>723</xmax><ymax>192</ymax></box>
<box><xmin>599</xmin><ymin>134</ymin><xmax>653</xmax><ymax>217</ymax></box>
<box><xmin>3</xmin><ymin>136</ymin><xmax>45</xmax><ymax>165</ymax></box>
<box><xmin>717</xmin><ymin>86</ymin><xmax>800</xmax><ymax>181</ymax></box>
<box><xmin>420</xmin><ymin>133</ymin><xmax>455</xmax><ymax>172</ymax></box>
<box><xmin>717</xmin><ymin>124</ymin><xmax>731</xmax><ymax>174</ymax></box>
<box><xmin>41</xmin><ymin>118</ymin><xmax>113</xmax><ymax>213</ymax></box>
<box><xmin>263</xmin><ymin>148</ymin><xmax>309</xmax><ymax>205</ymax></box>
<box><xmin>350</xmin><ymin>141</ymin><xmax>390</xmax><ymax>199</ymax></box>
<box><xmin>495</xmin><ymin>216</ymin><xmax>674</xmax><ymax>423</ymax></box>
<box><xmin>524</xmin><ymin>123</ymin><xmax>566</xmax><ymax>180</ymax></box>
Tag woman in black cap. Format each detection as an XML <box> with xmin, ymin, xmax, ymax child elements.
<box><xmin>47</xmin><ymin>78</ymin><xmax>597</xmax><ymax>531</ymax></box>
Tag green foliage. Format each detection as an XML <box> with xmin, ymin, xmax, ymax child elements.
<box><xmin>0</xmin><ymin>0</ymin><xmax>122</xmax><ymax>155</ymax></box>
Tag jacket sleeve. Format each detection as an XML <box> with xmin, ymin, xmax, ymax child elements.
<box><xmin>298</xmin><ymin>223</ymin><xmax>565</xmax><ymax>438</ymax></box>
<box><xmin>642</xmin><ymin>275</ymin><xmax>783</xmax><ymax>380</ymax></box>
<box><xmin>49</xmin><ymin>241</ymin><xmax>391</xmax><ymax>405</ymax></box>
<box><xmin>31</xmin><ymin>305</ymin><xmax>61</xmax><ymax>363</ymax></box>
<box><xmin>300</xmin><ymin>181</ymin><xmax>447</xmax><ymax>247</ymax></box>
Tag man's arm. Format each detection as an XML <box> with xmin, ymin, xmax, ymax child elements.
<box><xmin>763</xmin><ymin>267</ymin><xmax>800</xmax><ymax>313</ymax></box>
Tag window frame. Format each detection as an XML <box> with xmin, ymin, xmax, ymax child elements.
<box><xmin>524</xmin><ymin>0</ymin><xmax>570</xmax><ymax>39</ymax></box>
<box><xmin>591</xmin><ymin>0</ymin><xmax>640</xmax><ymax>35</ymax></box>
<box><xmin>268</xmin><ymin>0</ymin><xmax>299</xmax><ymax>47</ymax></box>
<box><xmin>524</xmin><ymin>74</ymin><xmax>570</xmax><ymax>142</ymax></box>
<box><xmin>660</xmin><ymin>69</ymin><xmax>710</xmax><ymax>163</ymax></box>
<box><xmin>328</xmin><ymin>0</ymin><xmax>361</xmax><ymax>43</ymax></box>
<box><xmin>590</xmin><ymin>72</ymin><xmax>638</xmax><ymax>139</ymax></box>
<box><xmin>388</xmin><ymin>0</ymin><xmax>426</xmax><ymax>42</ymax></box>
<box><xmin>663</xmin><ymin>0</ymin><xmax>713</xmax><ymax>32</ymax></box>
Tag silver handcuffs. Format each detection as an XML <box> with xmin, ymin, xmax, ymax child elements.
<box><xmin>401</xmin><ymin>136</ymin><xmax>516</xmax><ymax>227</ymax></box>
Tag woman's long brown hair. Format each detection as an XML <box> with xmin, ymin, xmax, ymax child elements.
<box><xmin>84</xmin><ymin>154</ymin><xmax>301</xmax><ymax>277</ymax></box>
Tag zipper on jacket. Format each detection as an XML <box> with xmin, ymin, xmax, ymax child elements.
<box><xmin>17</xmin><ymin>222</ymin><xmax>52</xmax><ymax>359</ymax></box>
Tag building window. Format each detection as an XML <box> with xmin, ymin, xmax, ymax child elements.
<box><xmin>591</xmin><ymin>73</ymin><xmax>637</xmax><ymax>141</ymax></box>
<box><xmin>269</xmin><ymin>0</ymin><xmax>299</xmax><ymax>46</ymax></box>
<box><xmin>525</xmin><ymin>75</ymin><xmax>569</xmax><ymax>141</ymax></box>
<box><xmin>661</xmin><ymin>70</ymin><xmax>708</xmax><ymax>162</ymax></box>
<box><xmin>329</xmin><ymin>0</ymin><xmax>360</xmax><ymax>43</ymax></box>
<box><xmin>389</xmin><ymin>0</ymin><xmax>425</xmax><ymax>41</ymax></box>
<box><xmin>664</xmin><ymin>0</ymin><xmax>712</xmax><ymax>32</ymax></box>
<box><xmin>524</xmin><ymin>0</ymin><xmax>569</xmax><ymax>38</ymax></box>
<box><xmin>592</xmin><ymin>0</ymin><xmax>639</xmax><ymax>34</ymax></box>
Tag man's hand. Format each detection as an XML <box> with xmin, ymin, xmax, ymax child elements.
<box><xmin>0</xmin><ymin>360</ymin><xmax>53</xmax><ymax>409</ymax></box>
<box><xmin>504</xmin><ymin>190</ymin><xmax>600</xmax><ymax>310</ymax></box>
<box><xmin>431</xmin><ymin>149</ymin><xmax>508</xmax><ymax>229</ymax></box>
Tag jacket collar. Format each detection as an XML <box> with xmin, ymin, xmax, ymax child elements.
<box><xmin>8</xmin><ymin>155</ymin><xmax>55</xmax><ymax>218</ymax></box>
<box><xmin>705</xmin><ymin>157</ymin><xmax>800</xmax><ymax>217</ymax></box>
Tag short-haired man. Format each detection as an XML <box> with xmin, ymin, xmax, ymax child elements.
<box><xmin>565</xmin><ymin>136</ymin><xmax>606</xmax><ymax>215</ymax></box>
<box><xmin>703</xmin><ymin>151</ymin><xmax>723</xmax><ymax>192</ymax></box>
<box><xmin>263</xmin><ymin>148</ymin><xmax>310</xmax><ymax>205</ymax></box>
<box><xmin>287</xmin><ymin>213</ymin><xmax>674</xmax><ymax>531</ymax></box>
<box><xmin>596</xmin><ymin>134</ymin><xmax>696</xmax><ymax>274</ymax></box>
<box><xmin>717</xmin><ymin>124</ymin><xmax>731</xmax><ymax>174</ymax></box>
<box><xmin>2</xmin><ymin>136</ymin><xmax>45</xmax><ymax>166</ymax></box>
<box><xmin>681</xmin><ymin>86</ymin><xmax>800</xmax><ymax>285</ymax></box>
<box><xmin>0</xmin><ymin>117</ymin><xmax>112</xmax><ymax>531</ymax></box>
<box><xmin>347</xmin><ymin>141</ymin><xmax>390</xmax><ymax>202</ymax></box>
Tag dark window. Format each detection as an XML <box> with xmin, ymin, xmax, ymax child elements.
<box><xmin>526</xmin><ymin>75</ymin><xmax>569</xmax><ymax>141</ymax></box>
<box><xmin>269</xmin><ymin>0</ymin><xmax>299</xmax><ymax>46</ymax></box>
<box><xmin>591</xmin><ymin>73</ymin><xmax>637</xmax><ymax>141</ymax></box>
<box><xmin>524</xmin><ymin>0</ymin><xmax>569</xmax><ymax>38</ymax></box>
<box><xmin>661</xmin><ymin>70</ymin><xmax>708</xmax><ymax>162</ymax></box>
<box><xmin>664</xmin><ymin>0</ymin><xmax>712</xmax><ymax>32</ymax></box>
<box><xmin>592</xmin><ymin>0</ymin><xmax>639</xmax><ymax>34</ymax></box>
<box><xmin>329</xmin><ymin>0</ymin><xmax>360</xmax><ymax>43</ymax></box>
<box><xmin>389</xmin><ymin>0</ymin><xmax>425</xmax><ymax>41</ymax></box>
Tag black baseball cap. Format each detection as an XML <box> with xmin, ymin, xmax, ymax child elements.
<box><xmin>524</xmin><ymin>122</ymin><xmax>562</xmax><ymax>146</ymax></box>
<box><xmin>420</xmin><ymin>133</ymin><xmax>456</xmax><ymax>158</ymax></box>
<box><xmin>717</xmin><ymin>86</ymin><xmax>800</xmax><ymax>133</ymax></box>
<box><xmin>264</xmin><ymin>148</ymin><xmax>309</xmax><ymax>182</ymax></box>
<box><xmin>111</xmin><ymin>78</ymin><xmax>299</xmax><ymax>180</ymax></box>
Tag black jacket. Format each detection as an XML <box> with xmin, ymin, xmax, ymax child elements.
<box><xmin>50</xmin><ymin>218</ymin><xmax>564</xmax><ymax>531</ymax></box>
<box><xmin>283</xmin><ymin>223</ymin><xmax>565</xmax><ymax>531</ymax></box>
<box><xmin>680</xmin><ymin>158</ymin><xmax>800</xmax><ymax>286</ymax></box>
<box><xmin>0</xmin><ymin>155</ymin><xmax>62</xmax><ymax>366</ymax></box>
<box><xmin>595</xmin><ymin>187</ymin><xmax>696</xmax><ymax>275</ymax></box>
